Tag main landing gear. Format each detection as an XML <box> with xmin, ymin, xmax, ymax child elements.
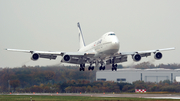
<box><xmin>79</xmin><ymin>64</ymin><xmax>85</xmax><ymax>71</ymax></box>
<box><xmin>99</xmin><ymin>66</ymin><xmax>105</xmax><ymax>70</ymax></box>
<box><xmin>112</xmin><ymin>64</ymin><xmax>117</xmax><ymax>71</ymax></box>
<box><xmin>88</xmin><ymin>66</ymin><xmax>94</xmax><ymax>71</ymax></box>
<box><xmin>79</xmin><ymin>64</ymin><xmax>94</xmax><ymax>71</ymax></box>
<box><xmin>79</xmin><ymin>63</ymin><xmax>117</xmax><ymax>71</ymax></box>
<box><xmin>88</xmin><ymin>62</ymin><xmax>94</xmax><ymax>71</ymax></box>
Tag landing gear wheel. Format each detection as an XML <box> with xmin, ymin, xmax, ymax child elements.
<box><xmin>112</xmin><ymin>64</ymin><xmax>117</xmax><ymax>71</ymax></box>
<box><xmin>115</xmin><ymin>67</ymin><xmax>117</xmax><ymax>71</ymax></box>
<box><xmin>79</xmin><ymin>67</ymin><xmax>84</xmax><ymax>71</ymax></box>
<box><xmin>79</xmin><ymin>64</ymin><xmax>85</xmax><ymax>71</ymax></box>
<box><xmin>112</xmin><ymin>67</ymin><xmax>117</xmax><ymax>71</ymax></box>
<box><xmin>99</xmin><ymin>66</ymin><xmax>102</xmax><ymax>70</ymax></box>
<box><xmin>102</xmin><ymin>66</ymin><xmax>105</xmax><ymax>70</ymax></box>
<box><xmin>99</xmin><ymin>66</ymin><xmax>105</xmax><ymax>70</ymax></box>
<box><xmin>88</xmin><ymin>66</ymin><xmax>94</xmax><ymax>71</ymax></box>
<box><xmin>88</xmin><ymin>66</ymin><xmax>91</xmax><ymax>71</ymax></box>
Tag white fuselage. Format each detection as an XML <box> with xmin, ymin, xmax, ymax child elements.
<box><xmin>78</xmin><ymin>32</ymin><xmax>119</xmax><ymax>60</ymax></box>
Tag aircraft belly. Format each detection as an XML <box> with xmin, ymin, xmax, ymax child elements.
<box><xmin>93</xmin><ymin>49</ymin><xmax>118</xmax><ymax>59</ymax></box>
<box><xmin>93</xmin><ymin>42</ymin><xmax>119</xmax><ymax>59</ymax></box>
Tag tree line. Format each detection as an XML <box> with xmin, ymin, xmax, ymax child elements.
<box><xmin>0</xmin><ymin>62</ymin><xmax>180</xmax><ymax>93</ymax></box>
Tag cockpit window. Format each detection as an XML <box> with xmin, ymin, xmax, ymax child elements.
<box><xmin>108</xmin><ymin>33</ymin><xmax>115</xmax><ymax>35</ymax></box>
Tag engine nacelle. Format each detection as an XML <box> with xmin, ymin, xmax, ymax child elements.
<box><xmin>63</xmin><ymin>55</ymin><xmax>71</xmax><ymax>62</ymax></box>
<box><xmin>154</xmin><ymin>52</ymin><xmax>162</xmax><ymax>60</ymax></box>
<box><xmin>31</xmin><ymin>53</ymin><xmax>39</xmax><ymax>61</ymax></box>
<box><xmin>132</xmin><ymin>54</ymin><xmax>141</xmax><ymax>62</ymax></box>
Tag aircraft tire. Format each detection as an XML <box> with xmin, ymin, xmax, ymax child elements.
<box><xmin>99</xmin><ymin>66</ymin><xmax>102</xmax><ymax>70</ymax></box>
<box><xmin>80</xmin><ymin>67</ymin><xmax>85</xmax><ymax>71</ymax></box>
<box><xmin>88</xmin><ymin>66</ymin><xmax>91</xmax><ymax>71</ymax></box>
<box><xmin>103</xmin><ymin>66</ymin><xmax>105</xmax><ymax>70</ymax></box>
<box><xmin>115</xmin><ymin>64</ymin><xmax>117</xmax><ymax>67</ymax></box>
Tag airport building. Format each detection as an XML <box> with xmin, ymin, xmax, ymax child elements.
<box><xmin>96</xmin><ymin>68</ymin><xmax>180</xmax><ymax>83</ymax></box>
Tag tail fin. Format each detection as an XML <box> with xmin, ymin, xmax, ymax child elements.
<box><xmin>77</xmin><ymin>22</ymin><xmax>86</xmax><ymax>49</ymax></box>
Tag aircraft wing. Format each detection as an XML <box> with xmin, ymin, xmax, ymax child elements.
<box><xmin>120</xmin><ymin>47</ymin><xmax>175</xmax><ymax>55</ymax></box>
<box><xmin>106</xmin><ymin>47</ymin><xmax>175</xmax><ymax>65</ymax></box>
<box><xmin>6</xmin><ymin>47</ymin><xmax>174</xmax><ymax>65</ymax></box>
<box><xmin>6</xmin><ymin>48</ymin><xmax>95</xmax><ymax>63</ymax></box>
<box><xmin>6</xmin><ymin>49</ymin><xmax>62</xmax><ymax>55</ymax></box>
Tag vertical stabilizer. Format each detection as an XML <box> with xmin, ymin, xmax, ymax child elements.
<box><xmin>77</xmin><ymin>22</ymin><xmax>86</xmax><ymax>49</ymax></box>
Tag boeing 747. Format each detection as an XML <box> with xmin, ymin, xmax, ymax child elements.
<box><xmin>6</xmin><ymin>22</ymin><xmax>175</xmax><ymax>71</ymax></box>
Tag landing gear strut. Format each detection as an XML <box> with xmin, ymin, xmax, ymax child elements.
<box><xmin>111</xmin><ymin>58</ymin><xmax>117</xmax><ymax>71</ymax></box>
<box><xmin>79</xmin><ymin>64</ymin><xmax>85</xmax><ymax>71</ymax></box>
<box><xmin>112</xmin><ymin>64</ymin><xmax>117</xmax><ymax>71</ymax></box>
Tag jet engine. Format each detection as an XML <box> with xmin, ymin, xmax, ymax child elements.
<box><xmin>154</xmin><ymin>52</ymin><xmax>162</xmax><ymax>60</ymax></box>
<box><xmin>63</xmin><ymin>55</ymin><xmax>71</xmax><ymax>62</ymax></box>
<box><xmin>132</xmin><ymin>53</ymin><xmax>141</xmax><ymax>62</ymax></box>
<box><xmin>31</xmin><ymin>53</ymin><xmax>39</xmax><ymax>61</ymax></box>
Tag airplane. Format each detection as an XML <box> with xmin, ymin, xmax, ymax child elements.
<box><xmin>6</xmin><ymin>22</ymin><xmax>175</xmax><ymax>71</ymax></box>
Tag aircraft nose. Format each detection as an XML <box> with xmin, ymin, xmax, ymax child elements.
<box><xmin>111</xmin><ymin>39</ymin><xmax>119</xmax><ymax>49</ymax></box>
<box><xmin>112</xmin><ymin>37</ymin><xmax>119</xmax><ymax>44</ymax></box>
<box><xmin>112</xmin><ymin>41</ymin><xmax>119</xmax><ymax>47</ymax></box>
<box><xmin>112</xmin><ymin>40</ymin><xmax>118</xmax><ymax>44</ymax></box>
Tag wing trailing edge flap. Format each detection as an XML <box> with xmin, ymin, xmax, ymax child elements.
<box><xmin>6</xmin><ymin>49</ymin><xmax>95</xmax><ymax>61</ymax></box>
<box><xmin>106</xmin><ymin>47</ymin><xmax>175</xmax><ymax>65</ymax></box>
<box><xmin>6</xmin><ymin>48</ymin><xmax>61</xmax><ymax>60</ymax></box>
<box><xmin>32</xmin><ymin>51</ymin><xmax>62</xmax><ymax>60</ymax></box>
<box><xmin>64</xmin><ymin>52</ymin><xmax>95</xmax><ymax>57</ymax></box>
<box><xmin>38</xmin><ymin>54</ymin><xmax>57</xmax><ymax>60</ymax></box>
<box><xmin>120</xmin><ymin>47</ymin><xmax>175</xmax><ymax>56</ymax></box>
<box><xmin>61</xmin><ymin>52</ymin><xmax>95</xmax><ymax>64</ymax></box>
<box><xmin>36</xmin><ymin>52</ymin><xmax>95</xmax><ymax>61</ymax></box>
<box><xmin>106</xmin><ymin>55</ymin><xmax>128</xmax><ymax>65</ymax></box>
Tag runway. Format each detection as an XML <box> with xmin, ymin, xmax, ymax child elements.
<box><xmin>3</xmin><ymin>93</ymin><xmax>180</xmax><ymax>99</ymax></box>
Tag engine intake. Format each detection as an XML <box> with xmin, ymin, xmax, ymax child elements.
<box><xmin>132</xmin><ymin>54</ymin><xmax>141</xmax><ymax>62</ymax></box>
<box><xmin>63</xmin><ymin>55</ymin><xmax>71</xmax><ymax>62</ymax></box>
<box><xmin>31</xmin><ymin>53</ymin><xmax>39</xmax><ymax>61</ymax></box>
<box><xmin>154</xmin><ymin>52</ymin><xmax>162</xmax><ymax>60</ymax></box>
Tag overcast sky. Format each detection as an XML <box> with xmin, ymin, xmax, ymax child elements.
<box><xmin>0</xmin><ymin>0</ymin><xmax>179</xmax><ymax>68</ymax></box>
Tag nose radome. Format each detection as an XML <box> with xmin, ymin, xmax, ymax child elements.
<box><xmin>111</xmin><ymin>40</ymin><xmax>119</xmax><ymax>49</ymax></box>
<box><xmin>112</xmin><ymin>38</ymin><xmax>119</xmax><ymax>44</ymax></box>
<box><xmin>112</xmin><ymin>40</ymin><xmax>118</xmax><ymax>44</ymax></box>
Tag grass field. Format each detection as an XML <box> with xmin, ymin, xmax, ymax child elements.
<box><xmin>0</xmin><ymin>95</ymin><xmax>179</xmax><ymax>101</ymax></box>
